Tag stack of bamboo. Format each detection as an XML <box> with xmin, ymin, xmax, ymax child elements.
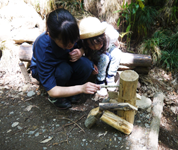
<box><xmin>85</xmin><ymin>70</ymin><xmax>139</xmax><ymax>135</ymax></box>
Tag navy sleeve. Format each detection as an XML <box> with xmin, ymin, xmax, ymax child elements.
<box><xmin>35</xmin><ymin>39</ymin><xmax>57</xmax><ymax>91</ymax></box>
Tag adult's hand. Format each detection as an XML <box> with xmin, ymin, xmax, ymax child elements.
<box><xmin>69</xmin><ymin>49</ymin><xmax>82</xmax><ymax>62</ymax></box>
<box><xmin>81</xmin><ymin>82</ymin><xmax>100</xmax><ymax>94</ymax></box>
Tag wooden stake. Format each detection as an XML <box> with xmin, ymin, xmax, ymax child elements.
<box><xmin>19</xmin><ymin>62</ymin><xmax>31</xmax><ymax>82</ymax></box>
<box><xmin>99</xmin><ymin>103</ymin><xmax>138</xmax><ymax>111</ymax></box>
<box><xmin>100</xmin><ymin>85</ymin><xmax>119</xmax><ymax>88</ymax></box>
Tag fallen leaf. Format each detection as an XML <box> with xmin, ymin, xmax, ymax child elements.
<box><xmin>40</xmin><ymin>137</ymin><xmax>53</xmax><ymax>143</ymax></box>
<box><xmin>24</xmin><ymin>105</ymin><xmax>40</xmax><ymax>111</ymax></box>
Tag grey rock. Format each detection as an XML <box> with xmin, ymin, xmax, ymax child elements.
<box><xmin>136</xmin><ymin>96</ymin><xmax>152</xmax><ymax>109</ymax></box>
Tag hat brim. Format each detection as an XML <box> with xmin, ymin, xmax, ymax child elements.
<box><xmin>80</xmin><ymin>25</ymin><xmax>107</xmax><ymax>39</ymax></box>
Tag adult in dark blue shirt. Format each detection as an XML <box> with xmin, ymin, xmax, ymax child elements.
<box><xmin>30</xmin><ymin>8</ymin><xmax>100</xmax><ymax>109</ymax></box>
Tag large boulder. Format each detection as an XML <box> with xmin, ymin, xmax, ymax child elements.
<box><xmin>0</xmin><ymin>0</ymin><xmax>45</xmax><ymax>43</ymax></box>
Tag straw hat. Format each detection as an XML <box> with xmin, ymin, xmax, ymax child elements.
<box><xmin>79</xmin><ymin>17</ymin><xmax>107</xmax><ymax>39</ymax></box>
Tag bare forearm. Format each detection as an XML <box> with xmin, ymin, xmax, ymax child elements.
<box><xmin>47</xmin><ymin>85</ymin><xmax>83</xmax><ymax>98</ymax></box>
<box><xmin>47</xmin><ymin>82</ymin><xmax>101</xmax><ymax>98</ymax></box>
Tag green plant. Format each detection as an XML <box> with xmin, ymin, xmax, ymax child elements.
<box><xmin>114</xmin><ymin>0</ymin><xmax>147</xmax><ymax>48</ymax></box>
<box><xmin>139</xmin><ymin>28</ymin><xmax>178</xmax><ymax>71</ymax></box>
<box><xmin>134</xmin><ymin>6</ymin><xmax>158</xmax><ymax>38</ymax></box>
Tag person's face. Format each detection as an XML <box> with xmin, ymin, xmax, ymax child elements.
<box><xmin>87</xmin><ymin>39</ymin><xmax>103</xmax><ymax>51</ymax></box>
<box><xmin>53</xmin><ymin>38</ymin><xmax>74</xmax><ymax>49</ymax></box>
<box><xmin>47</xmin><ymin>32</ymin><xmax>74</xmax><ymax>49</ymax></box>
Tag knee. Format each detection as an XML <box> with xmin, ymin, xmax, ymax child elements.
<box><xmin>99</xmin><ymin>54</ymin><xmax>110</xmax><ymax>65</ymax></box>
<box><xmin>55</xmin><ymin>65</ymin><xmax>72</xmax><ymax>81</ymax></box>
<box><xmin>77</xmin><ymin>57</ymin><xmax>93</xmax><ymax>74</ymax></box>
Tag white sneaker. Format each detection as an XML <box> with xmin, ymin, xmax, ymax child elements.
<box><xmin>106</xmin><ymin>76</ymin><xmax>116</xmax><ymax>91</ymax></box>
<box><xmin>97</xmin><ymin>83</ymin><xmax>108</xmax><ymax>96</ymax></box>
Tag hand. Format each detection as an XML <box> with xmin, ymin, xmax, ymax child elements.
<box><xmin>92</xmin><ymin>64</ymin><xmax>98</xmax><ymax>75</ymax></box>
<box><xmin>81</xmin><ymin>82</ymin><xmax>100</xmax><ymax>94</ymax></box>
<box><xmin>69</xmin><ymin>49</ymin><xmax>82</xmax><ymax>62</ymax></box>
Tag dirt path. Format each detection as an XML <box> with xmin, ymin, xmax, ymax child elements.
<box><xmin>0</xmin><ymin>41</ymin><xmax>178</xmax><ymax>150</ymax></box>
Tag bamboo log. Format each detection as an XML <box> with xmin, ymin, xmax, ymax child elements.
<box><xmin>120</xmin><ymin>53</ymin><xmax>152</xmax><ymax>67</ymax></box>
<box><xmin>99</xmin><ymin>103</ymin><xmax>138</xmax><ymax>111</ymax></box>
<box><xmin>19</xmin><ymin>44</ymin><xmax>33</xmax><ymax>62</ymax></box>
<box><xmin>100</xmin><ymin>110</ymin><xmax>133</xmax><ymax>135</ymax></box>
<box><xmin>117</xmin><ymin>70</ymin><xmax>139</xmax><ymax>124</ymax></box>
<box><xmin>87</xmin><ymin>107</ymin><xmax>103</xmax><ymax>119</ymax></box>
<box><xmin>18</xmin><ymin>44</ymin><xmax>152</xmax><ymax>68</ymax></box>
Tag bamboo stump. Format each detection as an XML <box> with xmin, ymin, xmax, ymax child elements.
<box><xmin>117</xmin><ymin>70</ymin><xmax>139</xmax><ymax>124</ymax></box>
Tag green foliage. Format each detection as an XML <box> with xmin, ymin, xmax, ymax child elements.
<box><xmin>115</xmin><ymin>0</ymin><xmax>178</xmax><ymax>72</ymax></box>
<box><xmin>134</xmin><ymin>6</ymin><xmax>158</xmax><ymax>38</ymax></box>
<box><xmin>114</xmin><ymin>0</ymin><xmax>145</xmax><ymax>48</ymax></box>
<box><xmin>140</xmin><ymin>29</ymin><xmax>178</xmax><ymax>72</ymax></box>
<box><xmin>115</xmin><ymin>0</ymin><xmax>158</xmax><ymax>48</ymax></box>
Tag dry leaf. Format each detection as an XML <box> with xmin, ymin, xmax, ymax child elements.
<box><xmin>40</xmin><ymin>137</ymin><xmax>53</xmax><ymax>143</ymax></box>
<box><xmin>24</xmin><ymin>105</ymin><xmax>40</xmax><ymax>111</ymax></box>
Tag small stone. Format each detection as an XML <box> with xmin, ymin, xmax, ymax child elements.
<box><xmin>27</xmin><ymin>91</ymin><xmax>35</xmax><ymax>97</ymax></box>
<box><xmin>28</xmin><ymin>131</ymin><xmax>35</xmax><ymax>135</ymax></box>
<box><xmin>145</xmin><ymin>123</ymin><xmax>150</xmax><ymax>128</ymax></box>
<box><xmin>35</xmin><ymin>132</ymin><xmax>39</xmax><ymax>137</ymax></box>
<box><xmin>12</xmin><ymin>122</ymin><xmax>19</xmax><ymax>127</ymax></box>
<box><xmin>9</xmin><ymin>111</ymin><xmax>14</xmax><ymax>115</ymax></box>
<box><xmin>17</xmin><ymin>126</ymin><xmax>23</xmax><ymax>130</ymax></box>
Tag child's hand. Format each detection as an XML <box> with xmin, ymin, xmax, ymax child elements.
<box><xmin>69</xmin><ymin>49</ymin><xmax>82</xmax><ymax>62</ymax></box>
<box><xmin>92</xmin><ymin>64</ymin><xmax>98</xmax><ymax>75</ymax></box>
<box><xmin>81</xmin><ymin>82</ymin><xmax>100</xmax><ymax>94</ymax></box>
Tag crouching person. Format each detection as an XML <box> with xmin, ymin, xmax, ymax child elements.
<box><xmin>30</xmin><ymin>8</ymin><xmax>100</xmax><ymax>109</ymax></box>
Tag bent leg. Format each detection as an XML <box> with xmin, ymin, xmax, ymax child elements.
<box><xmin>68</xmin><ymin>56</ymin><xmax>93</xmax><ymax>85</ymax></box>
<box><xmin>55</xmin><ymin>61</ymin><xmax>73</xmax><ymax>86</ymax></box>
<box><xmin>107</xmin><ymin>48</ymin><xmax>122</xmax><ymax>76</ymax></box>
<box><xmin>97</xmin><ymin>53</ymin><xmax>110</xmax><ymax>82</ymax></box>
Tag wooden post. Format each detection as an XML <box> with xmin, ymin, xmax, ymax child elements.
<box><xmin>19</xmin><ymin>62</ymin><xmax>31</xmax><ymax>82</ymax></box>
<box><xmin>117</xmin><ymin>70</ymin><xmax>139</xmax><ymax>124</ymax></box>
<box><xmin>100</xmin><ymin>110</ymin><xmax>133</xmax><ymax>135</ymax></box>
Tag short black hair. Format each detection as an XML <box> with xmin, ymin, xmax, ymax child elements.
<box><xmin>46</xmin><ymin>8</ymin><xmax>79</xmax><ymax>47</ymax></box>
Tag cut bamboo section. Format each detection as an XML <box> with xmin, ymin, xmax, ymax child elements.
<box><xmin>87</xmin><ymin>107</ymin><xmax>103</xmax><ymax>119</ymax></box>
<box><xmin>117</xmin><ymin>70</ymin><xmax>139</xmax><ymax>124</ymax></box>
<box><xmin>85</xmin><ymin>116</ymin><xmax>98</xmax><ymax>129</ymax></box>
<box><xmin>85</xmin><ymin>107</ymin><xmax>103</xmax><ymax>129</ymax></box>
<box><xmin>100</xmin><ymin>110</ymin><xmax>133</xmax><ymax>135</ymax></box>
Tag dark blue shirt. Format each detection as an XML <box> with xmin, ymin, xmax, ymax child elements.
<box><xmin>30</xmin><ymin>32</ymin><xmax>80</xmax><ymax>91</ymax></box>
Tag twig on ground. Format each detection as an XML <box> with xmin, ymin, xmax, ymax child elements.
<box><xmin>58</xmin><ymin>116</ymin><xmax>85</xmax><ymax>133</ymax></box>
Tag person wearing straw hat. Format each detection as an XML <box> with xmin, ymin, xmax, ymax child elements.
<box><xmin>79</xmin><ymin>17</ymin><xmax>122</xmax><ymax>96</ymax></box>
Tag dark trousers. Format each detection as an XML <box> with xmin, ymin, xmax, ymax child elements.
<box><xmin>32</xmin><ymin>57</ymin><xmax>93</xmax><ymax>86</ymax></box>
